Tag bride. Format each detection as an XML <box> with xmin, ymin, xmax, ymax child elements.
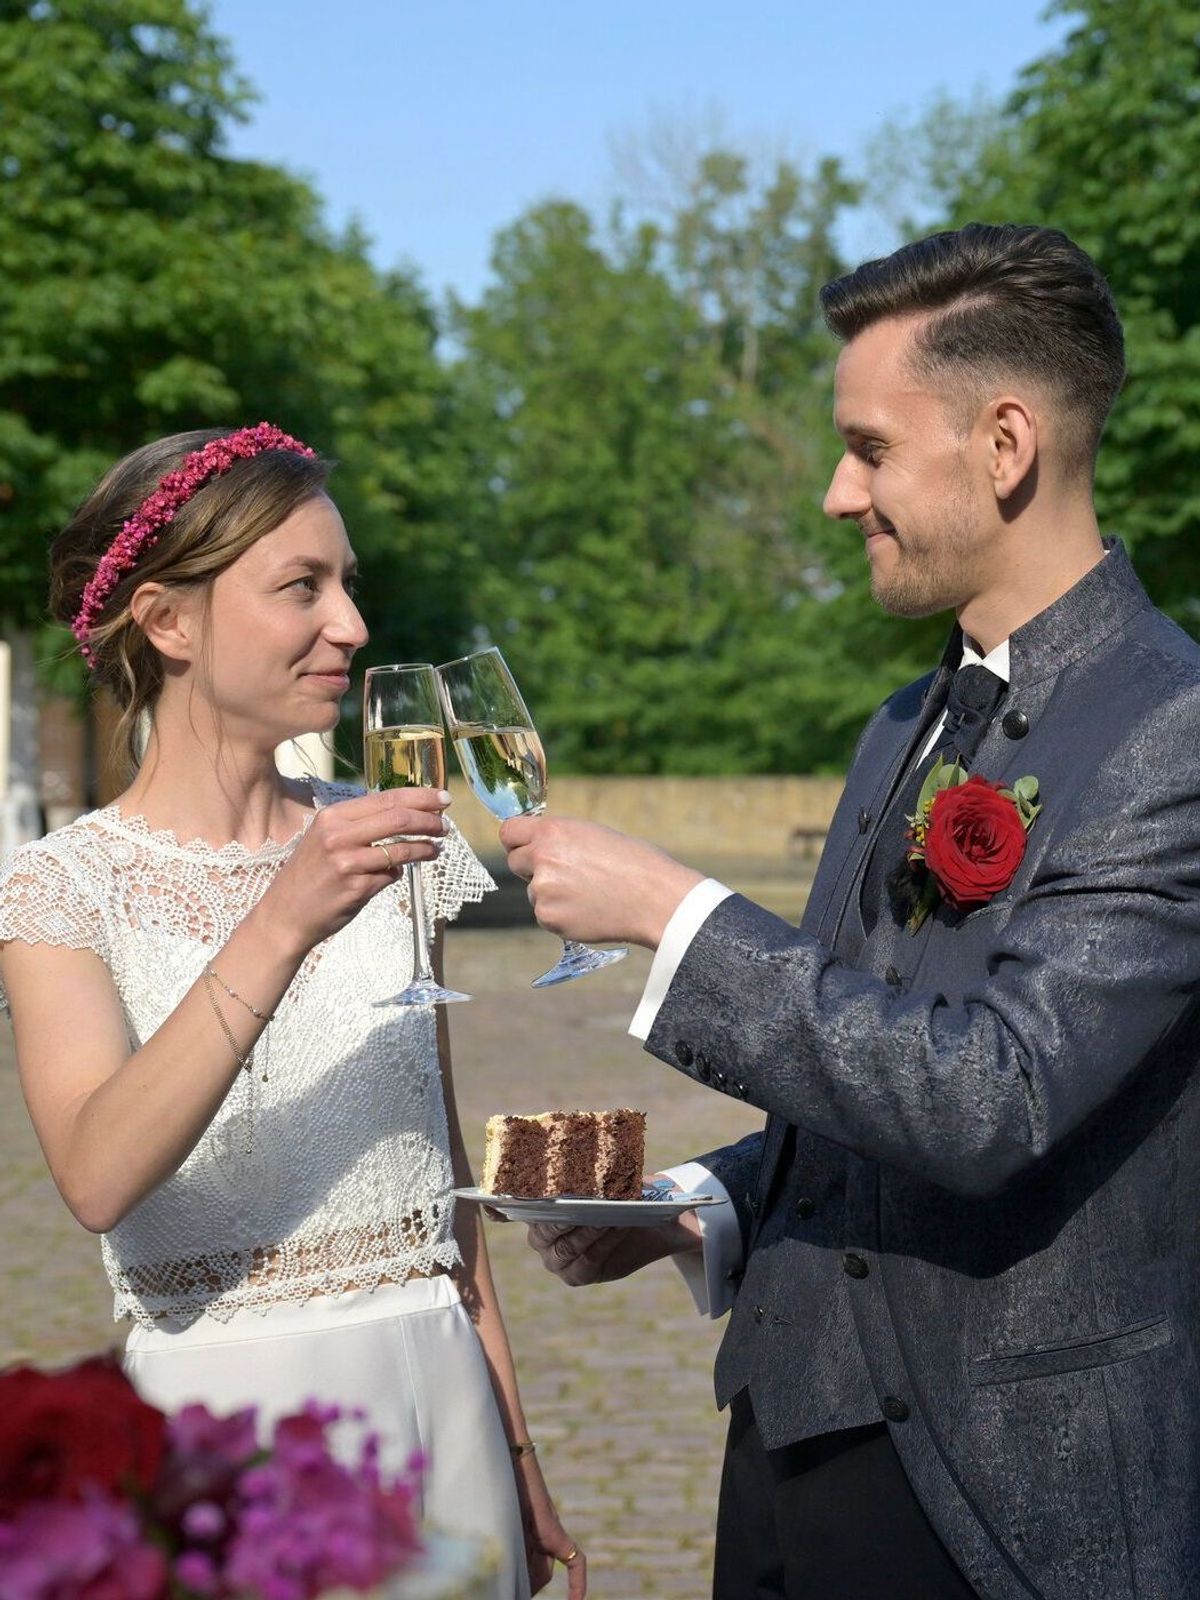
<box><xmin>0</xmin><ymin>424</ymin><xmax>584</xmax><ymax>1599</ymax></box>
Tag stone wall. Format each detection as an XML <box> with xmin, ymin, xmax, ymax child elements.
<box><xmin>446</xmin><ymin>773</ymin><xmax>844</xmax><ymax>873</ymax></box>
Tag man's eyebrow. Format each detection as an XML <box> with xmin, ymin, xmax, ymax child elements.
<box><xmin>837</xmin><ymin>420</ymin><xmax>885</xmax><ymax>440</ymax></box>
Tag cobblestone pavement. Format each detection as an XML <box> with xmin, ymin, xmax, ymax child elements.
<box><xmin>0</xmin><ymin>926</ymin><xmax>765</xmax><ymax>1597</ymax></box>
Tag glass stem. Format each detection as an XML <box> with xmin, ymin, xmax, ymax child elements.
<box><xmin>406</xmin><ymin>861</ymin><xmax>435</xmax><ymax>983</ymax></box>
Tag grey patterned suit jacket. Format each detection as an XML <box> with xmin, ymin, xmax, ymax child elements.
<box><xmin>647</xmin><ymin>544</ymin><xmax>1200</xmax><ymax>1599</ymax></box>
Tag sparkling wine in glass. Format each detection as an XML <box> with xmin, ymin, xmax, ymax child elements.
<box><xmin>363</xmin><ymin>664</ymin><xmax>469</xmax><ymax>1007</ymax></box>
<box><xmin>436</xmin><ymin>646</ymin><xmax>627</xmax><ymax>988</ymax></box>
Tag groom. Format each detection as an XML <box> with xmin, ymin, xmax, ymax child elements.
<box><xmin>501</xmin><ymin>224</ymin><xmax>1200</xmax><ymax>1599</ymax></box>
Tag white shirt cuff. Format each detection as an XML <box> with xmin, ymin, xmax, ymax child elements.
<box><xmin>629</xmin><ymin>879</ymin><xmax>733</xmax><ymax>1042</ymax></box>
<box><xmin>658</xmin><ymin>1161</ymin><xmax>743</xmax><ymax>1320</ymax></box>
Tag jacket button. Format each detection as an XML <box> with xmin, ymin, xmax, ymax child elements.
<box><xmin>754</xmin><ymin>1304</ymin><xmax>765</xmax><ymax>1324</ymax></box>
<box><xmin>695</xmin><ymin>1052</ymin><xmax>711</xmax><ymax>1080</ymax></box>
<box><xmin>843</xmin><ymin>1253</ymin><xmax>869</xmax><ymax>1279</ymax></box>
<box><xmin>714</xmin><ymin>1070</ymin><xmax>728</xmax><ymax>1090</ymax></box>
<box><xmin>675</xmin><ymin>1041</ymin><xmax>694</xmax><ymax>1067</ymax></box>
<box><xmin>881</xmin><ymin>1395</ymin><xmax>910</xmax><ymax>1423</ymax></box>
<box><xmin>796</xmin><ymin>1198</ymin><xmax>815</xmax><ymax>1220</ymax></box>
<box><xmin>735</xmin><ymin>1082</ymin><xmax>750</xmax><ymax>1099</ymax></box>
<box><xmin>858</xmin><ymin>807</ymin><xmax>872</xmax><ymax>833</ymax></box>
<box><xmin>1002</xmin><ymin>709</ymin><xmax>1029</xmax><ymax>739</ymax></box>
<box><xmin>747</xmin><ymin>1193</ymin><xmax>760</xmax><ymax>1215</ymax></box>
<box><xmin>884</xmin><ymin>965</ymin><xmax>901</xmax><ymax>987</ymax></box>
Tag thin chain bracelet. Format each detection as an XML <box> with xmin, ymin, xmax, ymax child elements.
<box><xmin>201</xmin><ymin>967</ymin><xmax>254</xmax><ymax>1075</ymax></box>
<box><xmin>205</xmin><ymin>962</ymin><xmax>276</xmax><ymax>1022</ymax></box>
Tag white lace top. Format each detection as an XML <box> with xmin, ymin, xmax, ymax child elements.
<box><xmin>0</xmin><ymin>778</ymin><xmax>494</xmax><ymax>1328</ymax></box>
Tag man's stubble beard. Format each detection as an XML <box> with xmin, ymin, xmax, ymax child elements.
<box><xmin>869</xmin><ymin>471</ymin><xmax>983</xmax><ymax>621</ymax></box>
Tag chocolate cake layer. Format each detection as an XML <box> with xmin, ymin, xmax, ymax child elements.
<box><xmin>481</xmin><ymin>1108</ymin><xmax>646</xmax><ymax>1199</ymax></box>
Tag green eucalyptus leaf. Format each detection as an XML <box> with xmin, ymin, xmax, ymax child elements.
<box><xmin>914</xmin><ymin>755</ymin><xmax>950</xmax><ymax>820</ymax></box>
<box><xmin>906</xmin><ymin>876</ymin><xmax>940</xmax><ymax>935</ymax></box>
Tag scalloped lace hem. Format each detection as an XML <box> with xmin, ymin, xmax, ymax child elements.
<box><xmin>112</xmin><ymin>1240</ymin><xmax>465</xmax><ymax>1329</ymax></box>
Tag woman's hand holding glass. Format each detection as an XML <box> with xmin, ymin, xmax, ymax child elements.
<box><xmin>255</xmin><ymin>789</ymin><xmax>449</xmax><ymax>959</ymax></box>
<box><xmin>363</xmin><ymin>663</ymin><xmax>469</xmax><ymax>1007</ymax></box>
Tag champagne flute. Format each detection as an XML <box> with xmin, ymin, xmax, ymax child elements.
<box><xmin>363</xmin><ymin>664</ymin><xmax>469</xmax><ymax>1007</ymax></box>
<box><xmin>435</xmin><ymin>646</ymin><xmax>627</xmax><ymax>988</ymax></box>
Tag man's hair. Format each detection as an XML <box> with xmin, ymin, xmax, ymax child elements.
<box><xmin>820</xmin><ymin>223</ymin><xmax>1126</xmax><ymax>476</ymax></box>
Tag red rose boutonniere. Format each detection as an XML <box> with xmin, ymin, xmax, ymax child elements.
<box><xmin>901</xmin><ymin>757</ymin><xmax>1042</xmax><ymax>933</ymax></box>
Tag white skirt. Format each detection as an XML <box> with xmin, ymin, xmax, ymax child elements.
<box><xmin>123</xmin><ymin>1276</ymin><xmax>530</xmax><ymax>1600</ymax></box>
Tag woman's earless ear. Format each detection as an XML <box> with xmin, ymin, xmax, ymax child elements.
<box><xmin>129</xmin><ymin>581</ymin><xmax>195</xmax><ymax>664</ymax></box>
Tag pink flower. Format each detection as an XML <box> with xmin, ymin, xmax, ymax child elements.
<box><xmin>153</xmin><ymin>1403</ymin><xmax>257</xmax><ymax>1538</ymax></box>
<box><xmin>221</xmin><ymin>1405</ymin><xmax>421</xmax><ymax>1600</ymax></box>
<box><xmin>166</xmin><ymin>1404</ymin><xmax>258</xmax><ymax>1468</ymax></box>
<box><xmin>0</xmin><ymin>1496</ymin><xmax>168</xmax><ymax>1600</ymax></box>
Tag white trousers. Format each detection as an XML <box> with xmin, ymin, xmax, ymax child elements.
<box><xmin>124</xmin><ymin>1276</ymin><xmax>530</xmax><ymax>1600</ymax></box>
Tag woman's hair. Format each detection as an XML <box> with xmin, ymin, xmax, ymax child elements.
<box><xmin>820</xmin><ymin>223</ymin><xmax>1126</xmax><ymax>479</ymax></box>
<box><xmin>49</xmin><ymin>428</ymin><xmax>332</xmax><ymax>774</ymax></box>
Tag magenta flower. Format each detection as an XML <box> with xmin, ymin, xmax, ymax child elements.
<box><xmin>0</xmin><ymin>1495</ymin><xmax>168</xmax><ymax>1600</ymax></box>
<box><xmin>221</xmin><ymin>1404</ymin><xmax>421</xmax><ymax>1600</ymax></box>
<box><xmin>166</xmin><ymin>1404</ymin><xmax>258</xmax><ymax>1468</ymax></box>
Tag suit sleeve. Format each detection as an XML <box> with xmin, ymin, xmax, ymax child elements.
<box><xmin>646</xmin><ymin>690</ymin><xmax>1200</xmax><ymax>1199</ymax></box>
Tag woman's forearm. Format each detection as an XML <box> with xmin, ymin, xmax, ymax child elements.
<box><xmin>58</xmin><ymin>896</ymin><xmax>309</xmax><ymax>1231</ymax></box>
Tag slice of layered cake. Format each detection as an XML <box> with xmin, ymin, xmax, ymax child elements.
<box><xmin>481</xmin><ymin>1110</ymin><xmax>646</xmax><ymax>1200</ymax></box>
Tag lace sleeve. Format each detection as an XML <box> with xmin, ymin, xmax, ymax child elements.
<box><xmin>422</xmin><ymin>819</ymin><xmax>496</xmax><ymax>926</ymax></box>
<box><xmin>0</xmin><ymin>840</ymin><xmax>110</xmax><ymax>1011</ymax></box>
<box><xmin>307</xmin><ymin>777</ymin><xmax>495</xmax><ymax>928</ymax></box>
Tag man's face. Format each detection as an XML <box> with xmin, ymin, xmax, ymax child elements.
<box><xmin>823</xmin><ymin>316</ymin><xmax>998</xmax><ymax>619</ymax></box>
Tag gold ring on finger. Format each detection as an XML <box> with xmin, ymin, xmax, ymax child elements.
<box><xmin>372</xmin><ymin>839</ymin><xmax>399</xmax><ymax>871</ymax></box>
<box><xmin>559</xmin><ymin>1547</ymin><xmax>579</xmax><ymax>1565</ymax></box>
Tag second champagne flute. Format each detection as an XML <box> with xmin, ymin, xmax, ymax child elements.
<box><xmin>363</xmin><ymin>663</ymin><xmax>469</xmax><ymax>1007</ymax></box>
<box><xmin>435</xmin><ymin>646</ymin><xmax>627</xmax><ymax>988</ymax></box>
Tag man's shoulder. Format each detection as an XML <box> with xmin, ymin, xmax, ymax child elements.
<box><xmin>1124</xmin><ymin>605</ymin><xmax>1200</xmax><ymax>687</ymax></box>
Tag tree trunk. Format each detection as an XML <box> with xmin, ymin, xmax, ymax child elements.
<box><xmin>0</xmin><ymin>631</ymin><xmax>43</xmax><ymax>856</ymax></box>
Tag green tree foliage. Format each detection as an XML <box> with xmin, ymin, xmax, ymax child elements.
<box><xmin>938</xmin><ymin>0</ymin><xmax>1200</xmax><ymax>623</ymax></box>
<box><xmin>451</xmin><ymin>158</ymin><xmax>925</xmax><ymax>774</ymax></box>
<box><xmin>0</xmin><ymin>0</ymin><xmax>464</xmax><ymax>672</ymax></box>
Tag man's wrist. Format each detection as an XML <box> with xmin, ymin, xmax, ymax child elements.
<box><xmin>637</xmin><ymin>863</ymin><xmax>707</xmax><ymax>949</ymax></box>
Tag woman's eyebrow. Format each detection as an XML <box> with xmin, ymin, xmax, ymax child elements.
<box><xmin>274</xmin><ymin>554</ymin><xmax>359</xmax><ymax>577</ymax></box>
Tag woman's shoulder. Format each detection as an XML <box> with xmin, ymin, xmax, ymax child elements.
<box><xmin>0</xmin><ymin>816</ymin><xmax>112</xmax><ymax>974</ymax></box>
<box><xmin>0</xmin><ymin>812</ymin><xmax>107</xmax><ymax>884</ymax></box>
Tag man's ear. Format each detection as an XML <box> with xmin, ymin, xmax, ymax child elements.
<box><xmin>129</xmin><ymin>581</ymin><xmax>196</xmax><ymax>664</ymax></box>
<box><xmin>988</xmin><ymin>396</ymin><xmax>1038</xmax><ymax>502</ymax></box>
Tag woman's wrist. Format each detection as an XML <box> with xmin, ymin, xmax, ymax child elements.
<box><xmin>242</xmin><ymin>892</ymin><xmax>313</xmax><ymax>968</ymax></box>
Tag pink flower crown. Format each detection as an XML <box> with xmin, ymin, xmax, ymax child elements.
<box><xmin>71</xmin><ymin>422</ymin><xmax>316</xmax><ymax>667</ymax></box>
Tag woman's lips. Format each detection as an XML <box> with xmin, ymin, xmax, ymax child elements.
<box><xmin>306</xmin><ymin>671</ymin><xmax>350</xmax><ymax>689</ymax></box>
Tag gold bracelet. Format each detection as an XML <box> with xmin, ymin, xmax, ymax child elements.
<box><xmin>206</xmin><ymin>962</ymin><xmax>275</xmax><ymax>1022</ymax></box>
<box><xmin>508</xmin><ymin>1440</ymin><xmax>537</xmax><ymax>1460</ymax></box>
<box><xmin>201</xmin><ymin>968</ymin><xmax>253</xmax><ymax>1074</ymax></box>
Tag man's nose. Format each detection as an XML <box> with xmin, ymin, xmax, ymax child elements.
<box><xmin>823</xmin><ymin>456</ymin><xmax>871</xmax><ymax>521</ymax></box>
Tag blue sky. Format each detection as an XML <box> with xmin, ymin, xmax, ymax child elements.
<box><xmin>207</xmin><ymin>1</ymin><xmax>1069</xmax><ymax>305</ymax></box>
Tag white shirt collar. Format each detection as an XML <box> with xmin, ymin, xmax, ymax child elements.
<box><xmin>959</xmin><ymin>634</ymin><xmax>1010</xmax><ymax>684</ymax></box>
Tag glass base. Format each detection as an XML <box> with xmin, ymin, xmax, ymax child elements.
<box><xmin>375</xmin><ymin>978</ymin><xmax>471</xmax><ymax>1008</ymax></box>
<box><xmin>531</xmin><ymin>940</ymin><xmax>628</xmax><ymax>989</ymax></box>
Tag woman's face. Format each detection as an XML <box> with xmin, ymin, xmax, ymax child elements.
<box><xmin>198</xmin><ymin>493</ymin><xmax>368</xmax><ymax>746</ymax></box>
